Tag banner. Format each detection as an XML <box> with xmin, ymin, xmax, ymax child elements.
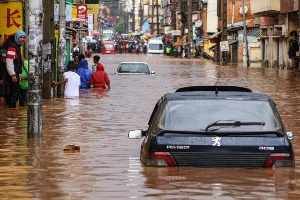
<box><xmin>54</xmin><ymin>4</ymin><xmax>73</xmax><ymax>22</ymax></box>
<box><xmin>77</xmin><ymin>4</ymin><xmax>87</xmax><ymax>19</ymax></box>
<box><xmin>0</xmin><ymin>2</ymin><xmax>23</xmax><ymax>41</ymax></box>
<box><xmin>87</xmin><ymin>4</ymin><xmax>99</xmax><ymax>15</ymax></box>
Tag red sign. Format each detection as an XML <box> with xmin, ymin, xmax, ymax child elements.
<box><xmin>77</xmin><ymin>4</ymin><xmax>87</xmax><ymax>19</ymax></box>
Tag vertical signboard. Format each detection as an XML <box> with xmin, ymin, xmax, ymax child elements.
<box><xmin>0</xmin><ymin>2</ymin><xmax>23</xmax><ymax>40</ymax></box>
<box><xmin>77</xmin><ymin>4</ymin><xmax>87</xmax><ymax>19</ymax></box>
<box><xmin>88</xmin><ymin>14</ymin><xmax>93</xmax><ymax>31</ymax></box>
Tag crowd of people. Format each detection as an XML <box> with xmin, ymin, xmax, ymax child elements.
<box><xmin>53</xmin><ymin>53</ymin><xmax>110</xmax><ymax>99</ymax></box>
<box><xmin>114</xmin><ymin>39</ymin><xmax>148</xmax><ymax>54</ymax></box>
<box><xmin>0</xmin><ymin>30</ymin><xmax>111</xmax><ymax>108</ymax></box>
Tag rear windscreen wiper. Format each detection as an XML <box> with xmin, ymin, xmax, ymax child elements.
<box><xmin>205</xmin><ymin>120</ymin><xmax>265</xmax><ymax>131</ymax></box>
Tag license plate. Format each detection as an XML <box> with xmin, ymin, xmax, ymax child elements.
<box><xmin>107</xmin><ymin>51</ymin><xmax>110</xmax><ymax>53</ymax></box>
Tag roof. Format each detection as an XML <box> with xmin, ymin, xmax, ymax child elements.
<box><xmin>164</xmin><ymin>91</ymin><xmax>272</xmax><ymax>101</ymax></box>
<box><xmin>120</xmin><ymin>62</ymin><xmax>148</xmax><ymax>65</ymax></box>
<box><xmin>162</xmin><ymin>86</ymin><xmax>272</xmax><ymax>102</ymax></box>
<box><xmin>176</xmin><ymin>86</ymin><xmax>252</xmax><ymax>92</ymax></box>
<box><xmin>209</xmin><ymin>32</ymin><xmax>222</xmax><ymax>39</ymax></box>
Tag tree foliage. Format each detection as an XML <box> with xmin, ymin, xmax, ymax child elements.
<box><xmin>115</xmin><ymin>17</ymin><xmax>125</xmax><ymax>34</ymax></box>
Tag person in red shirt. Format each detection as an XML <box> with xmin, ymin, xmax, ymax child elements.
<box><xmin>88</xmin><ymin>63</ymin><xmax>110</xmax><ymax>89</ymax></box>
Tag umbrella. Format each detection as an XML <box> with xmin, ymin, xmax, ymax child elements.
<box><xmin>147</xmin><ymin>34</ymin><xmax>154</xmax><ymax>38</ymax></box>
<box><xmin>174</xmin><ymin>41</ymin><xmax>183</xmax><ymax>47</ymax></box>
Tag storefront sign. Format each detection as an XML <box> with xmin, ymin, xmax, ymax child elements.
<box><xmin>87</xmin><ymin>4</ymin><xmax>99</xmax><ymax>15</ymax></box>
<box><xmin>77</xmin><ymin>4</ymin><xmax>87</xmax><ymax>19</ymax></box>
<box><xmin>0</xmin><ymin>2</ymin><xmax>23</xmax><ymax>40</ymax></box>
<box><xmin>171</xmin><ymin>30</ymin><xmax>181</xmax><ymax>36</ymax></box>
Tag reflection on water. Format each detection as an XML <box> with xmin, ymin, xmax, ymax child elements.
<box><xmin>1</xmin><ymin>54</ymin><xmax>300</xmax><ymax>199</ymax></box>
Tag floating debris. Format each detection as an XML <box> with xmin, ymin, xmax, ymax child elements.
<box><xmin>63</xmin><ymin>144</ymin><xmax>80</xmax><ymax>152</ymax></box>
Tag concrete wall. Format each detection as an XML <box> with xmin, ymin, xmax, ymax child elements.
<box><xmin>227</xmin><ymin>0</ymin><xmax>256</xmax><ymax>25</ymax></box>
<box><xmin>250</xmin><ymin>0</ymin><xmax>280</xmax><ymax>14</ymax></box>
<box><xmin>207</xmin><ymin>0</ymin><xmax>218</xmax><ymax>33</ymax></box>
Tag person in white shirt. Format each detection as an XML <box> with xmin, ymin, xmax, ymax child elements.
<box><xmin>52</xmin><ymin>61</ymin><xmax>81</xmax><ymax>99</ymax></box>
<box><xmin>73</xmin><ymin>44</ymin><xmax>80</xmax><ymax>54</ymax></box>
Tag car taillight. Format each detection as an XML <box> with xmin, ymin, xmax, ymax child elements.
<box><xmin>264</xmin><ymin>153</ymin><xmax>294</xmax><ymax>168</ymax></box>
<box><xmin>146</xmin><ymin>152</ymin><xmax>177</xmax><ymax>167</ymax></box>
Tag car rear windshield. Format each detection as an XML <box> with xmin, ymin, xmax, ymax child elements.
<box><xmin>118</xmin><ymin>63</ymin><xmax>150</xmax><ymax>73</ymax></box>
<box><xmin>104</xmin><ymin>44</ymin><xmax>114</xmax><ymax>49</ymax></box>
<box><xmin>156</xmin><ymin>99</ymin><xmax>282</xmax><ymax>132</ymax></box>
<box><xmin>149</xmin><ymin>44</ymin><xmax>163</xmax><ymax>50</ymax></box>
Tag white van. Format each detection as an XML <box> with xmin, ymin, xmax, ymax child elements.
<box><xmin>147</xmin><ymin>39</ymin><xmax>164</xmax><ymax>54</ymax></box>
<box><xmin>102</xmin><ymin>30</ymin><xmax>114</xmax><ymax>41</ymax></box>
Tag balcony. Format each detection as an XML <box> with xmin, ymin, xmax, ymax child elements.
<box><xmin>250</xmin><ymin>0</ymin><xmax>280</xmax><ymax>15</ymax></box>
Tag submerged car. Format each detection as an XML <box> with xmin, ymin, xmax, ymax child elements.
<box><xmin>116</xmin><ymin>62</ymin><xmax>155</xmax><ymax>75</ymax></box>
<box><xmin>128</xmin><ymin>86</ymin><xmax>295</xmax><ymax>168</ymax></box>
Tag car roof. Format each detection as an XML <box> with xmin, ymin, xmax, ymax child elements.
<box><xmin>163</xmin><ymin>86</ymin><xmax>272</xmax><ymax>101</ymax></box>
<box><xmin>120</xmin><ymin>62</ymin><xmax>148</xmax><ymax>65</ymax></box>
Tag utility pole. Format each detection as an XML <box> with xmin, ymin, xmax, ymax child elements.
<box><xmin>242</xmin><ymin>0</ymin><xmax>250</xmax><ymax>67</ymax></box>
<box><xmin>221</xmin><ymin>0</ymin><xmax>227</xmax><ymax>65</ymax></box>
<box><xmin>151</xmin><ymin>0</ymin><xmax>154</xmax><ymax>34</ymax></box>
<box><xmin>123</xmin><ymin>4</ymin><xmax>126</xmax><ymax>33</ymax></box>
<box><xmin>178</xmin><ymin>0</ymin><xmax>183</xmax><ymax>36</ymax></box>
<box><xmin>140</xmin><ymin>0</ymin><xmax>144</xmax><ymax>25</ymax></box>
<box><xmin>43</xmin><ymin>0</ymin><xmax>54</xmax><ymax>99</ymax></box>
<box><xmin>187</xmin><ymin>0</ymin><xmax>193</xmax><ymax>58</ymax></box>
<box><xmin>58</xmin><ymin>0</ymin><xmax>66</xmax><ymax>97</ymax></box>
<box><xmin>28</xmin><ymin>0</ymin><xmax>43</xmax><ymax>138</ymax></box>
<box><xmin>298</xmin><ymin>0</ymin><xmax>300</xmax><ymax>69</ymax></box>
<box><xmin>172</xmin><ymin>0</ymin><xmax>176</xmax><ymax>30</ymax></box>
<box><xmin>132</xmin><ymin>0</ymin><xmax>135</xmax><ymax>32</ymax></box>
<box><xmin>156</xmin><ymin>0</ymin><xmax>159</xmax><ymax>36</ymax></box>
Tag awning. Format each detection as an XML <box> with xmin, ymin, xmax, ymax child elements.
<box><xmin>227</xmin><ymin>22</ymin><xmax>244</xmax><ymax>31</ymax></box>
<box><xmin>229</xmin><ymin>40</ymin><xmax>238</xmax><ymax>45</ymax></box>
<box><xmin>209</xmin><ymin>32</ymin><xmax>222</xmax><ymax>39</ymax></box>
<box><xmin>73</xmin><ymin>22</ymin><xmax>88</xmax><ymax>32</ymax></box>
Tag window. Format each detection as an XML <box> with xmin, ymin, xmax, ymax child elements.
<box><xmin>157</xmin><ymin>99</ymin><xmax>281</xmax><ymax>132</ymax></box>
<box><xmin>119</xmin><ymin>63</ymin><xmax>150</xmax><ymax>74</ymax></box>
<box><xmin>149</xmin><ymin>44</ymin><xmax>163</xmax><ymax>50</ymax></box>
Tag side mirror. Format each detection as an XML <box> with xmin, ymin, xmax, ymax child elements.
<box><xmin>128</xmin><ymin>130</ymin><xmax>143</xmax><ymax>139</ymax></box>
<box><xmin>286</xmin><ymin>131</ymin><xmax>293</xmax><ymax>140</ymax></box>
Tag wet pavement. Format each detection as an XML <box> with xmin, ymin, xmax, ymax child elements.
<box><xmin>1</xmin><ymin>54</ymin><xmax>300</xmax><ymax>199</ymax></box>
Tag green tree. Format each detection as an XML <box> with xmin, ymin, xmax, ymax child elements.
<box><xmin>115</xmin><ymin>18</ymin><xmax>125</xmax><ymax>34</ymax></box>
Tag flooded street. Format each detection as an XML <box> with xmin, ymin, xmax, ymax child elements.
<box><xmin>1</xmin><ymin>54</ymin><xmax>300</xmax><ymax>199</ymax></box>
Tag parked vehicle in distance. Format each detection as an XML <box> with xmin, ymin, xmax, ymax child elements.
<box><xmin>116</xmin><ymin>62</ymin><xmax>155</xmax><ymax>75</ymax></box>
<box><xmin>102</xmin><ymin>41</ymin><xmax>116</xmax><ymax>54</ymax></box>
<box><xmin>147</xmin><ymin>39</ymin><xmax>164</xmax><ymax>54</ymax></box>
<box><xmin>129</xmin><ymin>86</ymin><xmax>295</xmax><ymax>168</ymax></box>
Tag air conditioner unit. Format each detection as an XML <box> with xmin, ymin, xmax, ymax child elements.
<box><xmin>274</xmin><ymin>25</ymin><xmax>287</xmax><ymax>37</ymax></box>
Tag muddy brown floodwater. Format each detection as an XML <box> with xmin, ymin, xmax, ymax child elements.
<box><xmin>1</xmin><ymin>54</ymin><xmax>300</xmax><ymax>199</ymax></box>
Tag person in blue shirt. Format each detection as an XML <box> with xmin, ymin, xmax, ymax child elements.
<box><xmin>76</xmin><ymin>59</ymin><xmax>92</xmax><ymax>88</ymax></box>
